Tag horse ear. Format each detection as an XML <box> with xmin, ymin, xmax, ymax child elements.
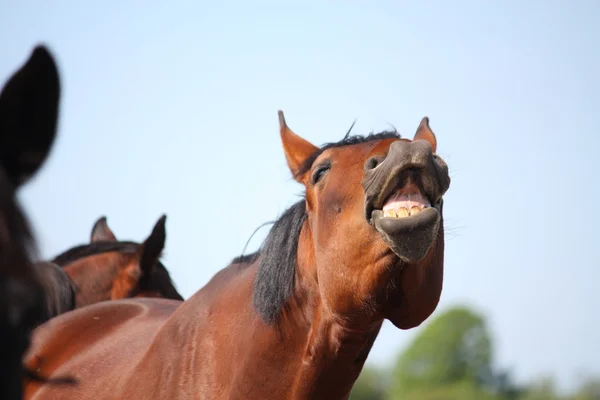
<box><xmin>278</xmin><ymin>110</ymin><xmax>319</xmax><ymax>183</ymax></box>
<box><xmin>0</xmin><ymin>45</ymin><xmax>61</xmax><ymax>188</ymax></box>
<box><xmin>412</xmin><ymin>117</ymin><xmax>437</xmax><ymax>153</ymax></box>
<box><xmin>90</xmin><ymin>216</ymin><xmax>117</xmax><ymax>243</ymax></box>
<box><xmin>138</xmin><ymin>215</ymin><xmax>167</xmax><ymax>275</ymax></box>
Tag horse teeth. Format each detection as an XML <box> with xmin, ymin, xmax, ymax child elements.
<box><xmin>410</xmin><ymin>206</ymin><xmax>421</xmax><ymax>215</ymax></box>
<box><xmin>397</xmin><ymin>208</ymin><xmax>409</xmax><ymax>218</ymax></box>
<box><xmin>383</xmin><ymin>207</ymin><xmax>414</xmax><ymax>218</ymax></box>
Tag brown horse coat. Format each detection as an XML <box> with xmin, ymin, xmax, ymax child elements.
<box><xmin>25</xmin><ymin>111</ymin><xmax>450</xmax><ymax>399</ymax></box>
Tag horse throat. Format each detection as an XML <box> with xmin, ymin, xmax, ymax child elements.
<box><xmin>258</xmin><ymin>247</ymin><xmax>384</xmax><ymax>399</ymax></box>
<box><xmin>290</xmin><ymin>306</ymin><xmax>384</xmax><ymax>399</ymax></box>
<box><xmin>268</xmin><ymin>226</ymin><xmax>385</xmax><ymax>398</ymax></box>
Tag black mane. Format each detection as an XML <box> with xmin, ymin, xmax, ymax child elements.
<box><xmin>52</xmin><ymin>241</ymin><xmax>139</xmax><ymax>266</ymax></box>
<box><xmin>231</xmin><ymin>252</ymin><xmax>260</xmax><ymax>265</ymax></box>
<box><xmin>251</xmin><ymin>130</ymin><xmax>402</xmax><ymax>323</ymax></box>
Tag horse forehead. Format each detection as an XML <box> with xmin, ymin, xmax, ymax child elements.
<box><xmin>324</xmin><ymin>137</ymin><xmax>405</xmax><ymax>166</ymax></box>
<box><xmin>367</xmin><ymin>137</ymin><xmax>408</xmax><ymax>156</ymax></box>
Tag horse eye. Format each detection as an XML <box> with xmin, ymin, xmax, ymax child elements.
<box><xmin>312</xmin><ymin>164</ymin><xmax>330</xmax><ymax>185</ymax></box>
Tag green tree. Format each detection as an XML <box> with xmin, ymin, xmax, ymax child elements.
<box><xmin>517</xmin><ymin>376</ymin><xmax>562</xmax><ymax>400</ymax></box>
<box><xmin>390</xmin><ymin>380</ymin><xmax>503</xmax><ymax>400</ymax></box>
<box><xmin>350</xmin><ymin>366</ymin><xmax>387</xmax><ymax>400</ymax></box>
<box><xmin>571</xmin><ymin>376</ymin><xmax>600</xmax><ymax>400</ymax></box>
<box><xmin>386</xmin><ymin>305</ymin><xmax>497</xmax><ymax>399</ymax></box>
<box><xmin>518</xmin><ymin>375</ymin><xmax>600</xmax><ymax>400</ymax></box>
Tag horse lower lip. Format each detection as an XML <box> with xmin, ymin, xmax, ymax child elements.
<box><xmin>371</xmin><ymin>207</ymin><xmax>441</xmax><ymax>263</ymax></box>
<box><xmin>374</xmin><ymin>207</ymin><xmax>437</xmax><ymax>230</ymax></box>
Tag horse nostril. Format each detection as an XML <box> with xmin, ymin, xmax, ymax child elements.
<box><xmin>365</xmin><ymin>156</ymin><xmax>384</xmax><ymax>172</ymax></box>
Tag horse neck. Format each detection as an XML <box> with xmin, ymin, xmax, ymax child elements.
<box><xmin>282</xmin><ymin>226</ymin><xmax>385</xmax><ymax>398</ymax></box>
<box><xmin>159</xmin><ymin>224</ymin><xmax>383</xmax><ymax>399</ymax></box>
<box><xmin>280</xmin><ymin>304</ymin><xmax>384</xmax><ymax>399</ymax></box>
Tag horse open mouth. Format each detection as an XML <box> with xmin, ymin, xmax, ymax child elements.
<box><xmin>368</xmin><ymin>169</ymin><xmax>442</xmax><ymax>263</ymax></box>
<box><xmin>380</xmin><ymin>181</ymin><xmax>432</xmax><ymax>218</ymax></box>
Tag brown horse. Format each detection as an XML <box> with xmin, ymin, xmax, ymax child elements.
<box><xmin>24</xmin><ymin>111</ymin><xmax>451</xmax><ymax>399</ymax></box>
<box><xmin>40</xmin><ymin>214</ymin><xmax>183</xmax><ymax>317</ymax></box>
<box><xmin>0</xmin><ymin>45</ymin><xmax>70</xmax><ymax>399</ymax></box>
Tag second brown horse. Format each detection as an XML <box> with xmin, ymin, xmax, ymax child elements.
<box><xmin>32</xmin><ymin>215</ymin><xmax>184</xmax><ymax>326</ymax></box>
<box><xmin>25</xmin><ymin>111</ymin><xmax>451</xmax><ymax>399</ymax></box>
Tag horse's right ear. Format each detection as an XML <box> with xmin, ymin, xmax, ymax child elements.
<box><xmin>413</xmin><ymin>117</ymin><xmax>437</xmax><ymax>153</ymax></box>
<box><xmin>139</xmin><ymin>215</ymin><xmax>167</xmax><ymax>276</ymax></box>
<box><xmin>0</xmin><ymin>45</ymin><xmax>61</xmax><ymax>188</ymax></box>
<box><xmin>90</xmin><ymin>216</ymin><xmax>117</xmax><ymax>243</ymax></box>
<box><xmin>278</xmin><ymin>110</ymin><xmax>318</xmax><ymax>183</ymax></box>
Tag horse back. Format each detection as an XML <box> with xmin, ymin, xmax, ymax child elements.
<box><xmin>24</xmin><ymin>298</ymin><xmax>179</xmax><ymax>400</ymax></box>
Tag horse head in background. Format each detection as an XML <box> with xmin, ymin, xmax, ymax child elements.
<box><xmin>48</xmin><ymin>214</ymin><xmax>184</xmax><ymax>310</ymax></box>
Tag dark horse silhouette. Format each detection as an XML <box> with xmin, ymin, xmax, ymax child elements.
<box><xmin>0</xmin><ymin>45</ymin><xmax>72</xmax><ymax>400</ymax></box>
<box><xmin>25</xmin><ymin>111</ymin><xmax>451</xmax><ymax>399</ymax></box>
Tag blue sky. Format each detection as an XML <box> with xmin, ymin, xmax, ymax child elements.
<box><xmin>2</xmin><ymin>0</ymin><xmax>598</xmax><ymax>393</ymax></box>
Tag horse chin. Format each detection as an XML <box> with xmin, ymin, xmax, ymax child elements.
<box><xmin>371</xmin><ymin>206</ymin><xmax>440</xmax><ymax>263</ymax></box>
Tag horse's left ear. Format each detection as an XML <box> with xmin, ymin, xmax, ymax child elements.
<box><xmin>278</xmin><ymin>110</ymin><xmax>319</xmax><ymax>183</ymax></box>
<box><xmin>138</xmin><ymin>215</ymin><xmax>166</xmax><ymax>275</ymax></box>
<box><xmin>0</xmin><ymin>45</ymin><xmax>61</xmax><ymax>187</ymax></box>
<box><xmin>90</xmin><ymin>216</ymin><xmax>117</xmax><ymax>243</ymax></box>
<box><xmin>413</xmin><ymin>117</ymin><xmax>437</xmax><ymax>153</ymax></box>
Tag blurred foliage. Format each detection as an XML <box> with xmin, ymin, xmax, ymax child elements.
<box><xmin>387</xmin><ymin>305</ymin><xmax>493</xmax><ymax>397</ymax></box>
<box><xmin>348</xmin><ymin>304</ymin><xmax>598</xmax><ymax>400</ymax></box>
<box><xmin>349</xmin><ymin>366</ymin><xmax>387</xmax><ymax>400</ymax></box>
<box><xmin>519</xmin><ymin>377</ymin><xmax>561</xmax><ymax>400</ymax></box>
<box><xmin>571</xmin><ymin>376</ymin><xmax>600</xmax><ymax>400</ymax></box>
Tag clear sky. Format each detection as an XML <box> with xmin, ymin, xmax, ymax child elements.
<box><xmin>2</xmin><ymin>0</ymin><xmax>598</xmax><ymax>393</ymax></box>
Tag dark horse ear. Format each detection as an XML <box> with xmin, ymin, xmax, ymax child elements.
<box><xmin>138</xmin><ymin>215</ymin><xmax>166</xmax><ymax>275</ymax></box>
<box><xmin>0</xmin><ymin>45</ymin><xmax>60</xmax><ymax>188</ymax></box>
<box><xmin>90</xmin><ymin>216</ymin><xmax>117</xmax><ymax>243</ymax></box>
